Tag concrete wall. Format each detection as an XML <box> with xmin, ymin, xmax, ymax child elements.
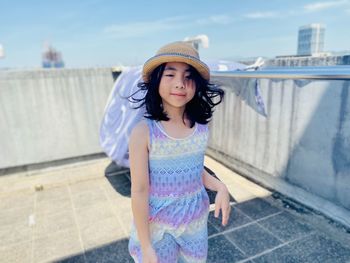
<box><xmin>1</xmin><ymin>67</ymin><xmax>349</xmax><ymax>226</ymax></box>
<box><xmin>207</xmin><ymin>77</ymin><xmax>350</xmax><ymax>226</ymax></box>
<box><xmin>0</xmin><ymin>68</ymin><xmax>114</xmax><ymax>170</ymax></box>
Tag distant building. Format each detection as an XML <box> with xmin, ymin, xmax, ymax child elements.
<box><xmin>269</xmin><ymin>23</ymin><xmax>350</xmax><ymax>66</ymax></box>
<box><xmin>42</xmin><ymin>42</ymin><xmax>64</xmax><ymax>68</ymax></box>
<box><xmin>297</xmin><ymin>23</ymin><xmax>325</xmax><ymax>56</ymax></box>
<box><xmin>268</xmin><ymin>54</ymin><xmax>350</xmax><ymax>67</ymax></box>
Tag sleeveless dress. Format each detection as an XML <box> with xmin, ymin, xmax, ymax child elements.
<box><xmin>128</xmin><ymin>119</ymin><xmax>210</xmax><ymax>263</ymax></box>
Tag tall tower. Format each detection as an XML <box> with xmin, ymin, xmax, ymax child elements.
<box><xmin>297</xmin><ymin>24</ymin><xmax>325</xmax><ymax>56</ymax></box>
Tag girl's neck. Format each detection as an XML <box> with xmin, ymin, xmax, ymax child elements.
<box><xmin>163</xmin><ymin>102</ymin><xmax>183</xmax><ymax>117</ymax></box>
<box><xmin>162</xmin><ymin>104</ymin><xmax>189</xmax><ymax>126</ymax></box>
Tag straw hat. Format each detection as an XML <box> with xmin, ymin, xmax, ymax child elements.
<box><xmin>142</xmin><ymin>41</ymin><xmax>210</xmax><ymax>82</ymax></box>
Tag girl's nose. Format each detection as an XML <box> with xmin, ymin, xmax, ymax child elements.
<box><xmin>175</xmin><ymin>77</ymin><xmax>185</xmax><ymax>89</ymax></box>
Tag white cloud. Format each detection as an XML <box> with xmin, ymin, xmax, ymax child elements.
<box><xmin>103</xmin><ymin>14</ymin><xmax>235</xmax><ymax>39</ymax></box>
<box><xmin>243</xmin><ymin>11</ymin><xmax>279</xmax><ymax>19</ymax></box>
<box><xmin>304</xmin><ymin>0</ymin><xmax>349</xmax><ymax>12</ymax></box>
<box><xmin>196</xmin><ymin>15</ymin><xmax>233</xmax><ymax>25</ymax></box>
<box><xmin>103</xmin><ymin>16</ymin><xmax>187</xmax><ymax>38</ymax></box>
<box><xmin>243</xmin><ymin>1</ymin><xmax>350</xmax><ymax>20</ymax></box>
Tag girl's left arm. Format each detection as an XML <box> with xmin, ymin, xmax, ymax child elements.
<box><xmin>202</xmin><ymin>169</ymin><xmax>231</xmax><ymax>226</ymax></box>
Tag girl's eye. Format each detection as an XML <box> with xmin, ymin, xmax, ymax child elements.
<box><xmin>165</xmin><ymin>74</ymin><xmax>174</xmax><ymax>77</ymax></box>
<box><xmin>185</xmin><ymin>75</ymin><xmax>193</xmax><ymax>80</ymax></box>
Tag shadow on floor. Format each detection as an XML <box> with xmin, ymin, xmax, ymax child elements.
<box><xmin>55</xmin><ymin>237</ymin><xmax>132</xmax><ymax>263</ymax></box>
<box><xmin>54</xmin><ymin>193</ymin><xmax>350</xmax><ymax>263</ymax></box>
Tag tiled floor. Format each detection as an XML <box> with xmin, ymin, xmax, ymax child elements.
<box><xmin>0</xmin><ymin>156</ymin><xmax>350</xmax><ymax>263</ymax></box>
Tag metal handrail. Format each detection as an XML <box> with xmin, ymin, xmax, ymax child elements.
<box><xmin>211</xmin><ymin>65</ymin><xmax>350</xmax><ymax>80</ymax></box>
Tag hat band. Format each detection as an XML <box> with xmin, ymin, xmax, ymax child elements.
<box><xmin>145</xmin><ymin>52</ymin><xmax>206</xmax><ymax>66</ymax></box>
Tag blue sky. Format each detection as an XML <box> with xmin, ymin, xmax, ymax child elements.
<box><xmin>1</xmin><ymin>0</ymin><xmax>350</xmax><ymax>68</ymax></box>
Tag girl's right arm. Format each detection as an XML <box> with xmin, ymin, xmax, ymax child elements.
<box><xmin>129</xmin><ymin>121</ymin><xmax>157</xmax><ymax>262</ymax></box>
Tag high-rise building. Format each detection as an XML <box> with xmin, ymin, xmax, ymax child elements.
<box><xmin>297</xmin><ymin>23</ymin><xmax>325</xmax><ymax>56</ymax></box>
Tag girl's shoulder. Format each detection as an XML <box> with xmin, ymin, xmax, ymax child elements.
<box><xmin>129</xmin><ymin>120</ymin><xmax>150</xmax><ymax>146</ymax></box>
<box><xmin>131</xmin><ymin>119</ymin><xmax>149</xmax><ymax>132</ymax></box>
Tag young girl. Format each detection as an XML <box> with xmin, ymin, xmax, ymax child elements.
<box><xmin>128</xmin><ymin>41</ymin><xmax>231</xmax><ymax>263</ymax></box>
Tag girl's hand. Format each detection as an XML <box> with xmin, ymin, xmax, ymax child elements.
<box><xmin>214</xmin><ymin>184</ymin><xmax>231</xmax><ymax>226</ymax></box>
<box><xmin>142</xmin><ymin>245</ymin><xmax>158</xmax><ymax>263</ymax></box>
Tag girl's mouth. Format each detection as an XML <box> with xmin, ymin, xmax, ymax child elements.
<box><xmin>170</xmin><ymin>93</ymin><xmax>186</xmax><ymax>97</ymax></box>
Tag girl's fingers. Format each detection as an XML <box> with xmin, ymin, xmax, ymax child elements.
<box><xmin>214</xmin><ymin>205</ymin><xmax>220</xmax><ymax>218</ymax></box>
<box><xmin>222</xmin><ymin>209</ymin><xmax>227</xmax><ymax>225</ymax></box>
<box><xmin>222</xmin><ymin>206</ymin><xmax>231</xmax><ymax>226</ymax></box>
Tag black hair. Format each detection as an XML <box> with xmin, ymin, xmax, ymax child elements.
<box><xmin>128</xmin><ymin>63</ymin><xmax>224</xmax><ymax>128</ymax></box>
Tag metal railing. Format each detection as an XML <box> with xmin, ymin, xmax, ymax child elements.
<box><xmin>211</xmin><ymin>65</ymin><xmax>350</xmax><ymax>80</ymax></box>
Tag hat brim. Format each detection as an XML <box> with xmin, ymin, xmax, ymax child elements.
<box><xmin>142</xmin><ymin>54</ymin><xmax>210</xmax><ymax>82</ymax></box>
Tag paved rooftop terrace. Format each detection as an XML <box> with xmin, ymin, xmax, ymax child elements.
<box><xmin>1</xmin><ymin>156</ymin><xmax>350</xmax><ymax>263</ymax></box>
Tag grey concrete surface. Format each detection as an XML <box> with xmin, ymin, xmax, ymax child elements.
<box><xmin>1</xmin><ymin>156</ymin><xmax>350</xmax><ymax>263</ymax></box>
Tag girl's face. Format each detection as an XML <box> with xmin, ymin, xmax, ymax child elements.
<box><xmin>158</xmin><ymin>62</ymin><xmax>196</xmax><ymax>110</ymax></box>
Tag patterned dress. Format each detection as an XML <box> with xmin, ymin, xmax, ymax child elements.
<box><xmin>128</xmin><ymin>119</ymin><xmax>210</xmax><ymax>263</ymax></box>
